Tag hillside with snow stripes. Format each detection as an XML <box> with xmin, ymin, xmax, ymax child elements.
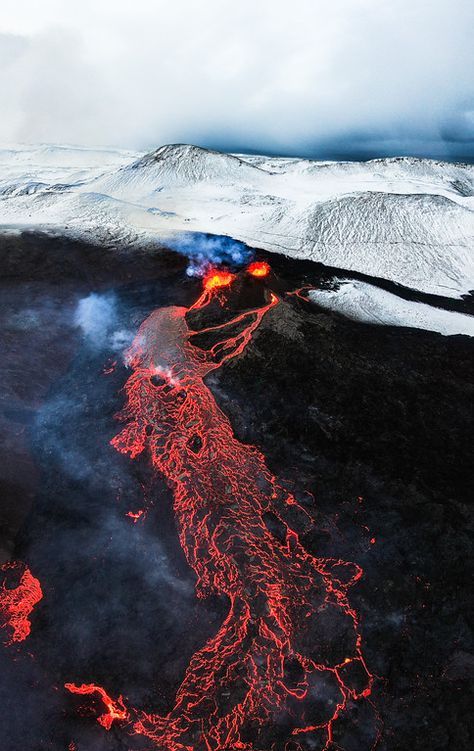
<box><xmin>1</xmin><ymin>144</ymin><xmax>474</xmax><ymax>299</ymax></box>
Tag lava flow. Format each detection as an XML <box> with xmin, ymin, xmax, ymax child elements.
<box><xmin>68</xmin><ymin>267</ymin><xmax>376</xmax><ymax>749</ymax></box>
<box><xmin>0</xmin><ymin>561</ymin><xmax>43</xmax><ymax>644</ymax></box>
<box><xmin>65</xmin><ymin>683</ymin><xmax>129</xmax><ymax>730</ymax></box>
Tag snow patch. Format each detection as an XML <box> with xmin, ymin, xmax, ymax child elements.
<box><xmin>309</xmin><ymin>281</ymin><xmax>474</xmax><ymax>337</ymax></box>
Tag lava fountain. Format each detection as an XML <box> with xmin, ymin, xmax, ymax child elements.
<box><xmin>66</xmin><ymin>267</ymin><xmax>375</xmax><ymax>750</ymax></box>
<box><xmin>247</xmin><ymin>261</ymin><xmax>270</xmax><ymax>278</ymax></box>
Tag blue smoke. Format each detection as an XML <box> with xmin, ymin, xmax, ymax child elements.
<box><xmin>73</xmin><ymin>291</ymin><xmax>133</xmax><ymax>353</ymax></box>
<box><xmin>169</xmin><ymin>232</ymin><xmax>253</xmax><ymax>277</ymax></box>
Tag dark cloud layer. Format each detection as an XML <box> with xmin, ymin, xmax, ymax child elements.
<box><xmin>0</xmin><ymin>0</ymin><xmax>473</xmax><ymax>159</ymax></box>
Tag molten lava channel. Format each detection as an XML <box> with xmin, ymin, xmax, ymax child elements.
<box><xmin>65</xmin><ymin>267</ymin><xmax>376</xmax><ymax>750</ymax></box>
<box><xmin>65</xmin><ymin>683</ymin><xmax>129</xmax><ymax>730</ymax></box>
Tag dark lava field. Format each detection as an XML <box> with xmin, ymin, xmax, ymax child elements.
<box><xmin>0</xmin><ymin>231</ymin><xmax>473</xmax><ymax>751</ymax></box>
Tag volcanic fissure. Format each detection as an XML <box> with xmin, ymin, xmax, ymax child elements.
<box><xmin>63</xmin><ymin>265</ymin><xmax>376</xmax><ymax>750</ymax></box>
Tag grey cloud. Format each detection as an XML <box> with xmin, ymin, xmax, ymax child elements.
<box><xmin>0</xmin><ymin>0</ymin><xmax>473</xmax><ymax>159</ymax></box>
<box><xmin>441</xmin><ymin>106</ymin><xmax>474</xmax><ymax>143</ymax></box>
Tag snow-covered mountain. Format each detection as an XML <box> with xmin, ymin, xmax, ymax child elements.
<box><xmin>0</xmin><ymin>143</ymin><xmax>138</xmax><ymax>195</ymax></box>
<box><xmin>1</xmin><ymin>143</ymin><xmax>474</xmax><ymax>301</ymax></box>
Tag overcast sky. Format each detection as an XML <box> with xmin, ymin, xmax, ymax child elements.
<box><xmin>1</xmin><ymin>0</ymin><xmax>473</xmax><ymax>159</ymax></box>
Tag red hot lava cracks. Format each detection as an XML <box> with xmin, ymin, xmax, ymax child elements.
<box><xmin>66</xmin><ymin>268</ymin><xmax>376</xmax><ymax>750</ymax></box>
<box><xmin>0</xmin><ymin>561</ymin><xmax>43</xmax><ymax>645</ymax></box>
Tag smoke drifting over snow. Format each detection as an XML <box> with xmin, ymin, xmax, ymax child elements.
<box><xmin>169</xmin><ymin>233</ymin><xmax>253</xmax><ymax>276</ymax></box>
<box><xmin>1</xmin><ymin>0</ymin><xmax>473</xmax><ymax>158</ymax></box>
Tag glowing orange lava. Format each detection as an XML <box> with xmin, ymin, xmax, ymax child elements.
<box><xmin>64</xmin><ymin>683</ymin><xmax>129</xmax><ymax>730</ymax></box>
<box><xmin>203</xmin><ymin>269</ymin><xmax>235</xmax><ymax>291</ymax></box>
<box><xmin>247</xmin><ymin>261</ymin><xmax>270</xmax><ymax>277</ymax></box>
<box><xmin>0</xmin><ymin>561</ymin><xmax>43</xmax><ymax>644</ymax></box>
<box><xmin>126</xmin><ymin>509</ymin><xmax>145</xmax><ymax>522</ymax></box>
<box><xmin>66</xmin><ymin>279</ymin><xmax>377</xmax><ymax>749</ymax></box>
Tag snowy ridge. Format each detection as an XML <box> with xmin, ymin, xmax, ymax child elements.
<box><xmin>309</xmin><ymin>281</ymin><xmax>474</xmax><ymax>337</ymax></box>
<box><xmin>0</xmin><ymin>143</ymin><xmax>140</xmax><ymax>198</ymax></box>
<box><xmin>1</xmin><ymin>144</ymin><xmax>474</xmax><ymax>301</ymax></box>
<box><xmin>124</xmin><ymin>144</ymin><xmax>269</xmax><ymax>185</ymax></box>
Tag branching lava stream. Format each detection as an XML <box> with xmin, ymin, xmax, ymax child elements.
<box><xmin>66</xmin><ymin>266</ymin><xmax>376</xmax><ymax>750</ymax></box>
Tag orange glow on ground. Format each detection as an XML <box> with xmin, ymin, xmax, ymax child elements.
<box><xmin>248</xmin><ymin>260</ymin><xmax>270</xmax><ymax>277</ymax></box>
